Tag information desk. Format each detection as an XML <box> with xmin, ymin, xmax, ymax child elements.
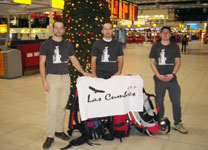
<box><xmin>16</xmin><ymin>43</ymin><xmax>41</xmax><ymax>71</ymax></box>
<box><xmin>0</xmin><ymin>49</ymin><xmax>22</xmax><ymax>79</ymax></box>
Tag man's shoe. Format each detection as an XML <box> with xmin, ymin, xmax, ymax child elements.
<box><xmin>55</xmin><ymin>132</ymin><xmax>70</xmax><ymax>141</ymax></box>
<box><xmin>43</xmin><ymin>137</ymin><xmax>54</xmax><ymax>149</ymax></box>
<box><xmin>173</xmin><ymin>123</ymin><xmax>188</xmax><ymax>134</ymax></box>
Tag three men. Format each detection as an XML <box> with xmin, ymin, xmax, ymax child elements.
<box><xmin>40</xmin><ymin>22</ymin><xmax>187</xmax><ymax>149</ymax></box>
<box><xmin>149</xmin><ymin>26</ymin><xmax>188</xmax><ymax>134</ymax></box>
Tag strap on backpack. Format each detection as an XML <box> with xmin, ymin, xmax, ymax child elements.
<box><xmin>68</xmin><ymin>89</ymin><xmax>80</xmax><ymax>136</ymax></box>
<box><xmin>102</xmin><ymin>117</ymin><xmax>115</xmax><ymax>141</ymax></box>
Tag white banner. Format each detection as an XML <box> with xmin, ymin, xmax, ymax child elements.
<box><xmin>76</xmin><ymin>75</ymin><xmax>144</xmax><ymax>121</ymax></box>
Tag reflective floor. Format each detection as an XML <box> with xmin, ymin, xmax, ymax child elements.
<box><xmin>0</xmin><ymin>40</ymin><xmax>208</xmax><ymax>150</ymax></box>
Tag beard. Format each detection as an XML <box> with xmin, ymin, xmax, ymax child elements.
<box><xmin>162</xmin><ymin>37</ymin><xmax>170</xmax><ymax>41</ymax></box>
<box><xmin>104</xmin><ymin>33</ymin><xmax>112</xmax><ymax>38</ymax></box>
<box><xmin>54</xmin><ymin>32</ymin><xmax>63</xmax><ymax>37</ymax></box>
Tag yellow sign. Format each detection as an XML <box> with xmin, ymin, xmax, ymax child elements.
<box><xmin>38</xmin><ymin>29</ymin><xmax>43</xmax><ymax>33</ymax></box>
<box><xmin>13</xmin><ymin>0</ymin><xmax>31</xmax><ymax>5</ymax></box>
<box><xmin>52</xmin><ymin>0</ymin><xmax>65</xmax><ymax>9</ymax></box>
<box><xmin>174</xmin><ymin>28</ymin><xmax>176</xmax><ymax>30</ymax></box>
<box><xmin>113</xmin><ymin>24</ymin><xmax>117</xmax><ymax>28</ymax></box>
<box><xmin>153</xmin><ymin>24</ymin><xmax>157</xmax><ymax>27</ymax></box>
<box><xmin>0</xmin><ymin>24</ymin><xmax>7</xmax><ymax>33</ymax></box>
<box><xmin>137</xmin><ymin>24</ymin><xmax>141</xmax><ymax>27</ymax></box>
<box><xmin>128</xmin><ymin>24</ymin><xmax>131</xmax><ymax>28</ymax></box>
<box><xmin>23</xmin><ymin>29</ymin><xmax>29</xmax><ymax>33</ymax></box>
<box><xmin>183</xmin><ymin>28</ymin><xmax>186</xmax><ymax>30</ymax></box>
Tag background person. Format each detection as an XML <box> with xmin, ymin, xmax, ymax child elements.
<box><xmin>181</xmin><ymin>34</ymin><xmax>188</xmax><ymax>53</ymax></box>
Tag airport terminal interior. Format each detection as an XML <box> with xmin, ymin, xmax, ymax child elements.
<box><xmin>1</xmin><ymin>41</ymin><xmax>208</xmax><ymax>150</ymax></box>
<box><xmin>0</xmin><ymin>0</ymin><xmax>208</xmax><ymax>150</ymax></box>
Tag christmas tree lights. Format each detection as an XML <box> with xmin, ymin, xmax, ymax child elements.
<box><xmin>63</xmin><ymin>0</ymin><xmax>111</xmax><ymax>103</ymax></box>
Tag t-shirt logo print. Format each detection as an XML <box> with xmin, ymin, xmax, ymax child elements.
<box><xmin>158</xmin><ymin>49</ymin><xmax>167</xmax><ymax>65</ymax></box>
<box><xmin>53</xmin><ymin>46</ymin><xmax>63</xmax><ymax>64</ymax></box>
<box><xmin>101</xmin><ymin>47</ymin><xmax>110</xmax><ymax>62</ymax></box>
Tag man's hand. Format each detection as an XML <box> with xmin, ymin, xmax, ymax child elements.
<box><xmin>43</xmin><ymin>81</ymin><xmax>50</xmax><ymax>92</ymax></box>
<box><xmin>82</xmin><ymin>72</ymin><xmax>92</xmax><ymax>77</ymax></box>
<box><xmin>156</xmin><ymin>74</ymin><xmax>174</xmax><ymax>82</ymax></box>
<box><xmin>156</xmin><ymin>74</ymin><xmax>168</xmax><ymax>82</ymax></box>
<box><xmin>91</xmin><ymin>73</ymin><xmax>97</xmax><ymax>78</ymax></box>
<box><xmin>114</xmin><ymin>71</ymin><xmax>121</xmax><ymax>76</ymax></box>
<box><xmin>164</xmin><ymin>74</ymin><xmax>174</xmax><ymax>81</ymax></box>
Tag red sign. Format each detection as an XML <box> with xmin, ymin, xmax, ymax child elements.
<box><xmin>119</xmin><ymin>1</ymin><xmax>122</xmax><ymax>19</ymax></box>
<box><xmin>114</xmin><ymin>0</ymin><xmax>119</xmax><ymax>18</ymax></box>
<box><xmin>107</xmin><ymin>0</ymin><xmax>137</xmax><ymax>21</ymax></box>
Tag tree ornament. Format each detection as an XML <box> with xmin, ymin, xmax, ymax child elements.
<box><xmin>63</xmin><ymin>0</ymin><xmax>110</xmax><ymax>101</ymax></box>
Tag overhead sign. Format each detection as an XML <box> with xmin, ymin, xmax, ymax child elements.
<box><xmin>107</xmin><ymin>0</ymin><xmax>138</xmax><ymax>21</ymax></box>
<box><xmin>185</xmin><ymin>23</ymin><xmax>198</xmax><ymax>30</ymax></box>
<box><xmin>153</xmin><ymin>24</ymin><xmax>157</xmax><ymax>27</ymax></box>
<box><xmin>0</xmin><ymin>24</ymin><xmax>7</xmax><ymax>33</ymax></box>
<box><xmin>13</xmin><ymin>0</ymin><xmax>31</xmax><ymax>5</ymax></box>
<box><xmin>52</xmin><ymin>0</ymin><xmax>65</xmax><ymax>9</ymax></box>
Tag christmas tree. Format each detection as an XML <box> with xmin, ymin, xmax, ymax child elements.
<box><xmin>63</xmin><ymin>0</ymin><xmax>111</xmax><ymax>99</ymax></box>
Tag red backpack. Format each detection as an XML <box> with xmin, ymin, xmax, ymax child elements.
<box><xmin>112</xmin><ymin>114</ymin><xmax>130</xmax><ymax>142</ymax></box>
<box><xmin>128</xmin><ymin>89</ymin><xmax>170</xmax><ymax>136</ymax></box>
<box><xmin>182</xmin><ymin>37</ymin><xmax>187</xmax><ymax>42</ymax></box>
<box><xmin>62</xmin><ymin>89</ymin><xmax>130</xmax><ymax>149</ymax></box>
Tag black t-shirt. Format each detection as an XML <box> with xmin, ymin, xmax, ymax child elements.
<box><xmin>149</xmin><ymin>42</ymin><xmax>181</xmax><ymax>80</ymax></box>
<box><xmin>40</xmin><ymin>38</ymin><xmax>75</xmax><ymax>75</ymax></box>
<box><xmin>91</xmin><ymin>39</ymin><xmax>124</xmax><ymax>78</ymax></box>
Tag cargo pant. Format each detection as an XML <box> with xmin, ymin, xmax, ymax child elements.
<box><xmin>154</xmin><ymin>79</ymin><xmax>182</xmax><ymax>125</ymax></box>
<box><xmin>46</xmin><ymin>74</ymin><xmax>71</xmax><ymax>137</ymax></box>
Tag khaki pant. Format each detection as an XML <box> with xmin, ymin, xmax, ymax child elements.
<box><xmin>46</xmin><ymin>74</ymin><xmax>71</xmax><ymax>137</ymax></box>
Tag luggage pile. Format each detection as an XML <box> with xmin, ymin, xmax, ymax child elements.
<box><xmin>61</xmin><ymin>88</ymin><xmax>170</xmax><ymax>149</ymax></box>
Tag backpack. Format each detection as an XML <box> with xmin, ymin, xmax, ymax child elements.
<box><xmin>112</xmin><ymin>114</ymin><xmax>130</xmax><ymax>142</ymax></box>
<box><xmin>61</xmin><ymin>89</ymin><xmax>129</xmax><ymax>149</ymax></box>
<box><xmin>182</xmin><ymin>37</ymin><xmax>187</xmax><ymax>42</ymax></box>
<box><xmin>128</xmin><ymin>89</ymin><xmax>170</xmax><ymax>136</ymax></box>
<box><xmin>64</xmin><ymin>89</ymin><xmax>108</xmax><ymax>146</ymax></box>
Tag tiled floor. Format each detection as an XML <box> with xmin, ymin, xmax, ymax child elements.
<box><xmin>0</xmin><ymin>40</ymin><xmax>208</xmax><ymax>150</ymax></box>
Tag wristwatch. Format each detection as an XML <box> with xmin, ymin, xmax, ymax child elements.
<box><xmin>172</xmin><ymin>73</ymin><xmax>176</xmax><ymax>77</ymax></box>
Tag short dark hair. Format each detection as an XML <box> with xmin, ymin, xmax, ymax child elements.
<box><xmin>53</xmin><ymin>20</ymin><xmax>65</xmax><ymax>28</ymax></box>
<box><xmin>161</xmin><ymin>26</ymin><xmax>171</xmax><ymax>33</ymax></box>
<box><xmin>102</xmin><ymin>22</ymin><xmax>113</xmax><ymax>29</ymax></box>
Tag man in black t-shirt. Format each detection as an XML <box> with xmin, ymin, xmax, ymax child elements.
<box><xmin>40</xmin><ymin>20</ymin><xmax>89</xmax><ymax>149</ymax></box>
<box><xmin>149</xmin><ymin>26</ymin><xmax>188</xmax><ymax>134</ymax></box>
<box><xmin>91</xmin><ymin>22</ymin><xmax>124</xmax><ymax>79</ymax></box>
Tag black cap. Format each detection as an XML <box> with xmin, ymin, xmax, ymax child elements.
<box><xmin>161</xmin><ymin>26</ymin><xmax>171</xmax><ymax>33</ymax></box>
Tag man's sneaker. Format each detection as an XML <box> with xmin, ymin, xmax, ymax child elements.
<box><xmin>55</xmin><ymin>132</ymin><xmax>70</xmax><ymax>141</ymax></box>
<box><xmin>173</xmin><ymin>123</ymin><xmax>188</xmax><ymax>134</ymax></box>
<box><xmin>43</xmin><ymin>137</ymin><xmax>54</xmax><ymax>149</ymax></box>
